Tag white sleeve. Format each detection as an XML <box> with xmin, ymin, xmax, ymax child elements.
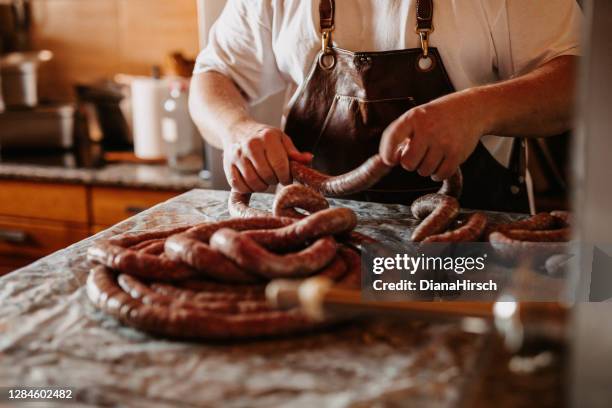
<box><xmin>487</xmin><ymin>0</ymin><xmax>582</xmax><ymax>79</ymax></box>
<box><xmin>194</xmin><ymin>0</ymin><xmax>286</xmax><ymax>104</ymax></box>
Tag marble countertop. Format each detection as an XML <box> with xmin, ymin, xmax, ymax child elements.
<box><xmin>0</xmin><ymin>162</ymin><xmax>212</xmax><ymax>191</ymax></box>
<box><xmin>0</xmin><ymin>190</ymin><xmax>563</xmax><ymax>407</ymax></box>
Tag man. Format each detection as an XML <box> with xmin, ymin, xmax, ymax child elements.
<box><xmin>190</xmin><ymin>0</ymin><xmax>581</xmax><ymax>212</ymax></box>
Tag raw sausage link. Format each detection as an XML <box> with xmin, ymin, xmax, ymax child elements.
<box><xmin>423</xmin><ymin>212</ymin><xmax>488</xmax><ymax>243</ymax></box>
<box><xmin>290</xmin><ymin>155</ymin><xmax>393</xmax><ymax>197</ymax></box>
<box><xmin>317</xmin><ymin>254</ymin><xmax>348</xmax><ymax>281</ymax></box>
<box><xmin>165</xmin><ymin>217</ymin><xmax>294</xmax><ymax>283</ymax></box>
<box><xmin>151</xmin><ymin>282</ymin><xmax>264</xmax><ymax>302</ymax></box>
<box><xmin>165</xmin><ymin>234</ymin><xmax>260</xmax><ymax>283</ymax></box>
<box><xmin>291</xmin><ymin>155</ymin><xmax>463</xmax><ymax>198</ymax></box>
<box><xmin>337</xmin><ymin>246</ymin><xmax>362</xmax><ymax>288</ymax></box>
<box><xmin>87</xmin><ymin>226</ymin><xmax>195</xmax><ymax>281</ymax></box>
<box><xmin>410</xmin><ymin>194</ymin><xmax>460</xmax><ymax>242</ymax></box>
<box><xmin>228</xmin><ymin>191</ymin><xmax>270</xmax><ymax>218</ymax></box>
<box><xmin>484</xmin><ymin>212</ymin><xmax>557</xmax><ymax>239</ymax></box>
<box><xmin>242</xmin><ymin>207</ymin><xmax>357</xmax><ymax>250</ymax></box>
<box><xmin>502</xmin><ymin>227</ymin><xmax>571</xmax><ymax>242</ymax></box>
<box><xmin>273</xmin><ymin>184</ymin><xmax>329</xmax><ymax>218</ymax></box>
<box><xmin>436</xmin><ymin>170</ymin><xmax>463</xmax><ymax>198</ymax></box>
<box><xmin>87</xmin><ymin>266</ymin><xmax>320</xmax><ymax>340</ymax></box>
<box><xmin>550</xmin><ymin>210</ymin><xmax>571</xmax><ymax>227</ymax></box>
<box><xmin>211</xmin><ymin>229</ymin><xmax>338</xmax><ymax>279</ymax></box>
<box><xmin>118</xmin><ymin>274</ymin><xmax>270</xmax><ymax>314</ymax></box>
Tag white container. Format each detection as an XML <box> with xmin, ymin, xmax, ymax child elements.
<box><xmin>162</xmin><ymin>79</ymin><xmax>203</xmax><ymax>173</ymax></box>
<box><xmin>130</xmin><ymin>77</ymin><xmax>170</xmax><ymax>159</ymax></box>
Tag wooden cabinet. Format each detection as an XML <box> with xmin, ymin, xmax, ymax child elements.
<box><xmin>0</xmin><ymin>180</ymin><xmax>88</xmax><ymax>223</ymax></box>
<box><xmin>0</xmin><ymin>180</ymin><xmax>183</xmax><ymax>276</ymax></box>
<box><xmin>91</xmin><ymin>187</ymin><xmax>177</xmax><ymax>227</ymax></box>
<box><xmin>0</xmin><ymin>216</ymin><xmax>89</xmax><ymax>259</ymax></box>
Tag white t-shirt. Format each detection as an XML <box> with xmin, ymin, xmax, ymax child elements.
<box><xmin>195</xmin><ymin>0</ymin><xmax>582</xmax><ymax>167</ymax></box>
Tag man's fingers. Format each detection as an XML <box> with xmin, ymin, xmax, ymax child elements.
<box><xmin>380</xmin><ymin>119</ymin><xmax>412</xmax><ymax>166</ymax></box>
<box><xmin>229</xmin><ymin>165</ymin><xmax>251</xmax><ymax>193</ymax></box>
<box><xmin>417</xmin><ymin>149</ymin><xmax>444</xmax><ymax>177</ymax></box>
<box><xmin>399</xmin><ymin>135</ymin><xmax>428</xmax><ymax>172</ymax></box>
<box><xmin>264</xmin><ymin>135</ymin><xmax>292</xmax><ymax>185</ymax></box>
<box><xmin>432</xmin><ymin>158</ymin><xmax>459</xmax><ymax>182</ymax></box>
<box><xmin>282</xmin><ymin>134</ymin><xmax>312</xmax><ymax>164</ymax></box>
<box><xmin>235</xmin><ymin>159</ymin><xmax>268</xmax><ymax>192</ymax></box>
<box><xmin>244</xmin><ymin>139</ymin><xmax>278</xmax><ymax>185</ymax></box>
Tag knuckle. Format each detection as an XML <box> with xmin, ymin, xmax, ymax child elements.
<box><xmin>418</xmin><ymin>162</ymin><xmax>433</xmax><ymax>176</ymax></box>
<box><xmin>401</xmin><ymin>156</ymin><xmax>416</xmax><ymax>171</ymax></box>
<box><xmin>245</xmin><ymin>137</ymin><xmax>261</xmax><ymax>152</ymax></box>
<box><xmin>261</xmin><ymin>128</ymin><xmax>279</xmax><ymax>142</ymax></box>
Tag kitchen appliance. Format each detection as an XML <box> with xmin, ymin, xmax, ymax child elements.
<box><xmin>0</xmin><ymin>0</ymin><xmax>31</xmax><ymax>54</ymax></box>
<box><xmin>130</xmin><ymin>73</ymin><xmax>170</xmax><ymax>160</ymax></box>
<box><xmin>0</xmin><ymin>103</ymin><xmax>76</xmax><ymax>149</ymax></box>
<box><xmin>75</xmin><ymin>81</ymin><xmax>132</xmax><ymax>151</ymax></box>
<box><xmin>162</xmin><ymin>78</ymin><xmax>203</xmax><ymax>173</ymax></box>
<box><xmin>0</xmin><ymin>50</ymin><xmax>52</xmax><ymax>108</ymax></box>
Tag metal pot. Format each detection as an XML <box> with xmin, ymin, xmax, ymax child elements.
<box><xmin>0</xmin><ymin>50</ymin><xmax>52</xmax><ymax>108</ymax></box>
<box><xmin>0</xmin><ymin>103</ymin><xmax>76</xmax><ymax>149</ymax></box>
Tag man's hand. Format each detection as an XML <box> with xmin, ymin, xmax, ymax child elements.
<box><xmin>379</xmin><ymin>90</ymin><xmax>485</xmax><ymax>181</ymax></box>
<box><xmin>223</xmin><ymin>121</ymin><xmax>312</xmax><ymax>193</ymax></box>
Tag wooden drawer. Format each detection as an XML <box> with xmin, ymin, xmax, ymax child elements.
<box><xmin>0</xmin><ymin>216</ymin><xmax>89</xmax><ymax>259</ymax></box>
<box><xmin>0</xmin><ymin>180</ymin><xmax>88</xmax><ymax>223</ymax></box>
<box><xmin>0</xmin><ymin>255</ymin><xmax>35</xmax><ymax>276</ymax></box>
<box><xmin>91</xmin><ymin>187</ymin><xmax>179</xmax><ymax>226</ymax></box>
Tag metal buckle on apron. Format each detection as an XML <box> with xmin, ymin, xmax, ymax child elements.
<box><xmin>415</xmin><ymin>26</ymin><xmax>435</xmax><ymax>72</ymax></box>
<box><xmin>319</xmin><ymin>27</ymin><xmax>336</xmax><ymax>70</ymax></box>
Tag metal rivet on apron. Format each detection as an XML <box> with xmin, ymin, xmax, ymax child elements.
<box><xmin>318</xmin><ymin>52</ymin><xmax>336</xmax><ymax>70</ymax></box>
<box><xmin>510</xmin><ymin>185</ymin><xmax>520</xmax><ymax>195</ymax></box>
<box><xmin>417</xmin><ymin>55</ymin><xmax>433</xmax><ymax>71</ymax></box>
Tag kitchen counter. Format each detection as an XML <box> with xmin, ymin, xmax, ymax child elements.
<box><xmin>0</xmin><ymin>162</ymin><xmax>212</xmax><ymax>191</ymax></box>
<box><xmin>0</xmin><ymin>190</ymin><xmax>564</xmax><ymax>407</ymax></box>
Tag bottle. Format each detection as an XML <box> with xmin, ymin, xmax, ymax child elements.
<box><xmin>161</xmin><ymin>78</ymin><xmax>203</xmax><ymax>173</ymax></box>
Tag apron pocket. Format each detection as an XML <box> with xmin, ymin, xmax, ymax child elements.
<box><xmin>312</xmin><ymin>94</ymin><xmax>416</xmax><ymax>177</ymax></box>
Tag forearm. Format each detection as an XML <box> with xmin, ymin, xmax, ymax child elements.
<box><xmin>188</xmin><ymin>71</ymin><xmax>256</xmax><ymax>149</ymax></box>
<box><xmin>463</xmin><ymin>55</ymin><xmax>577</xmax><ymax>138</ymax></box>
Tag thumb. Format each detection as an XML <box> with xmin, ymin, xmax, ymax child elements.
<box><xmin>282</xmin><ymin>134</ymin><xmax>313</xmax><ymax>164</ymax></box>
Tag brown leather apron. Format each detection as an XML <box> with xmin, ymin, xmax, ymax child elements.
<box><xmin>284</xmin><ymin>0</ymin><xmax>530</xmax><ymax>213</ymax></box>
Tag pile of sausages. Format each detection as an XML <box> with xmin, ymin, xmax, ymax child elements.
<box><xmin>87</xmin><ymin>153</ymin><xmax>572</xmax><ymax>339</ymax></box>
<box><xmin>87</xmin><ymin>185</ymin><xmax>362</xmax><ymax>340</ymax></box>
<box><xmin>289</xmin><ymin>154</ymin><xmax>572</xmax><ymax>268</ymax></box>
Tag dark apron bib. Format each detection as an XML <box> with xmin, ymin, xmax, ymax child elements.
<box><xmin>284</xmin><ymin>0</ymin><xmax>529</xmax><ymax>213</ymax></box>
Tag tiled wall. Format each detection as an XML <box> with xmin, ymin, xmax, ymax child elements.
<box><xmin>30</xmin><ymin>0</ymin><xmax>200</xmax><ymax>101</ymax></box>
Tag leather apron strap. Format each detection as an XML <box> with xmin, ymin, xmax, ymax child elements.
<box><xmin>319</xmin><ymin>0</ymin><xmax>434</xmax><ymax>56</ymax></box>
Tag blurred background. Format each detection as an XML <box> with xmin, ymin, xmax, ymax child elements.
<box><xmin>1</xmin><ymin>1</ymin><xmax>612</xmax><ymax>406</ymax></box>
<box><xmin>0</xmin><ymin>0</ymin><xmax>573</xmax><ymax>271</ymax></box>
<box><xmin>1</xmin><ymin>0</ymin><xmax>200</xmax><ymax>100</ymax></box>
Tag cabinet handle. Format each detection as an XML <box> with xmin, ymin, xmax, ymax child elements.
<box><xmin>0</xmin><ymin>228</ymin><xmax>29</xmax><ymax>244</ymax></box>
<box><xmin>125</xmin><ymin>205</ymin><xmax>147</xmax><ymax>215</ymax></box>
